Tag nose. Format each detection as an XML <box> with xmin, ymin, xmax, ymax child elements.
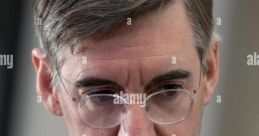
<box><xmin>118</xmin><ymin>104</ymin><xmax>156</xmax><ymax>136</ymax></box>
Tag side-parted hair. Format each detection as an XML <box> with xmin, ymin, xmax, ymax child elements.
<box><xmin>33</xmin><ymin>0</ymin><xmax>213</xmax><ymax>69</ymax></box>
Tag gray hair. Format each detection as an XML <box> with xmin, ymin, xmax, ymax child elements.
<box><xmin>33</xmin><ymin>0</ymin><xmax>213</xmax><ymax>71</ymax></box>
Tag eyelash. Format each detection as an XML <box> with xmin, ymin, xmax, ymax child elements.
<box><xmin>79</xmin><ymin>81</ymin><xmax>184</xmax><ymax>96</ymax></box>
<box><xmin>153</xmin><ymin>81</ymin><xmax>185</xmax><ymax>91</ymax></box>
<box><xmin>159</xmin><ymin>83</ymin><xmax>183</xmax><ymax>90</ymax></box>
<box><xmin>88</xmin><ymin>89</ymin><xmax>116</xmax><ymax>95</ymax></box>
<box><xmin>80</xmin><ymin>86</ymin><xmax>120</xmax><ymax>96</ymax></box>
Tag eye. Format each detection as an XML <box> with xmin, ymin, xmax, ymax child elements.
<box><xmin>146</xmin><ymin>82</ymin><xmax>184</xmax><ymax>95</ymax></box>
<box><xmin>87</xmin><ymin>89</ymin><xmax>116</xmax><ymax>96</ymax></box>
<box><xmin>89</xmin><ymin>95</ymin><xmax>115</xmax><ymax>105</ymax></box>
<box><xmin>159</xmin><ymin>83</ymin><xmax>183</xmax><ymax>91</ymax></box>
<box><xmin>80</xmin><ymin>85</ymin><xmax>122</xmax><ymax>96</ymax></box>
<box><xmin>151</xmin><ymin>83</ymin><xmax>184</xmax><ymax>101</ymax></box>
<box><xmin>83</xmin><ymin>87</ymin><xmax>121</xmax><ymax>106</ymax></box>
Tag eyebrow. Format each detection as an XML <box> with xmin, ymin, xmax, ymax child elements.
<box><xmin>145</xmin><ymin>70</ymin><xmax>191</xmax><ymax>90</ymax></box>
<box><xmin>75</xmin><ymin>70</ymin><xmax>191</xmax><ymax>89</ymax></box>
<box><xmin>151</xmin><ymin>70</ymin><xmax>191</xmax><ymax>83</ymax></box>
<box><xmin>75</xmin><ymin>77</ymin><xmax>123</xmax><ymax>89</ymax></box>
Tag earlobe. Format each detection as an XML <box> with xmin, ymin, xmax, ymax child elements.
<box><xmin>46</xmin><ymin>95</ymin><xmax>63</xmax><ymax>116</ymax></box>
<box><xmin>32</xmin><ymin>48</ymin><xmax>63</xmax><ymax>116</ymax></box>
<box><xmin>203</xmin><ymin>37</ymin><xmax>220</xmax><ymax>106</ymax></box>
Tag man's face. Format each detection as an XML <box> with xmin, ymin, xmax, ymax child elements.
<box><xmin>33</xmin><ymin>1</ymin><xmax>219</xmax><ymax>136</ymax></box>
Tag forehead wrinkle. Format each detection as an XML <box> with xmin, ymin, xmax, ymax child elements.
<box><xmin>139</xmin><ymin>65</ymin><xmax>145</xmax><ymax>87</ymax></box>
<box><xmin>125</xmin><ymin>68</ymin><xmax>130</xmax><ymax>88</ymax></box>
<box><xmin>123</xmin><ymin>61</ymin><xmax>145</xmax><ymax>92</ymax></box>
<box><xmin>80</xmin><ymin>42</ymin><xmax>183</xmax><ymax>61</ymax></box>
<box><xmin>70</xmin><ymin>27</ymin><xmax>152</xmax><ymax>57</ymax></box>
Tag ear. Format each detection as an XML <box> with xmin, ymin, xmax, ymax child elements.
<box><xmin>202</xmin><ymin>35</ymin><xmax>220</xmax><ymax>106</ymax></box>
<box><xmin>32</xmin><ymin>48</ymin><xmax>63</xmax><ymax>116</ymax></box>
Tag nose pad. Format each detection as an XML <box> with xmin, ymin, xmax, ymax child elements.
<box><xmin>118</xmin><ymin>104</ymin><xmax>156</xmax><ymax>136</ymax></box>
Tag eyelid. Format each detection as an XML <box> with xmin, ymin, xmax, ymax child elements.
<box><xmin>162</xmin><ymin>80</ymin><xmax>185</xmax><ymax>86</ymax></box>
<box><xmin>79</xmin><ymin>85</ymin><xmax>123</xmax><ymax>95</ymax></box>
<box><xmin>161</xmin><ymin>80</ymin><xmax>185</xmax><ymax>88</ymax></box>
<box><xmin>147</xmin><ymin>80</ymin><xmax>186</xmax><ymax>93</ymax></box>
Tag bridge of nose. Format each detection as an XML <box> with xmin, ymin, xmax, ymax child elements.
<box><xmin>118</xmin><ymin>104</ymin><xmax>157</xmax><ymax>136</ymax></box>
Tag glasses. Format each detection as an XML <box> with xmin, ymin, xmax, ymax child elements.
<box><xmin>75</xmin><ymin>89</ymin><xmax>197</xmax><ymax>128</ymax></box>
<box><xmin>55</xmin><ymin>54</ymin><xmax>202</xmax><ymax>129</ymax></box>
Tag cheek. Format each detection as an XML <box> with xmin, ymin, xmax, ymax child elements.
<box><xmin>184</xmin><ymin>88</ymin><xmax>204</xmax><ymax>136</ymax></box>
<box><xmin>154</xmin><ymin>119</ymin><xmax>198</xmax><ymax>136</ymax></box>
<box><xmin>58</xmin><ymin>91</ymin><xmax>120</xmax><ymax>136</ymax></box>
<box><xmin>170</xmin><ymin>111</ymin><xmax>202</xmax><ymax>136</ymax></box>
<box><xmin>58</xmin><ymin>91</ymin><xmax>87</xmax><ymax>135</ymax></box>
<box><xmin>155</xmin><ymin>91</ymin><xmax>203</xmax><ymax>136</ymax></box>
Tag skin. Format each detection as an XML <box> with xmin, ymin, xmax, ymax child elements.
<box><xmin>32</xmin><ymin>1</ymin><xmax>219</xmax><ymax>136</ymax></box>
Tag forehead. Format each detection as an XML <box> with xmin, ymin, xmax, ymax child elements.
<box><xmin>60</xmin><ymin>1</ymin><xmax>200</xmax><ymax>83</ymax></box>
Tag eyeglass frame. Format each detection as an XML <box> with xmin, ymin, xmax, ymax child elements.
<box><xmin>53</xmin><ymin>53</ymin><xmax>203</xmax><ymax>128</ymax></box>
